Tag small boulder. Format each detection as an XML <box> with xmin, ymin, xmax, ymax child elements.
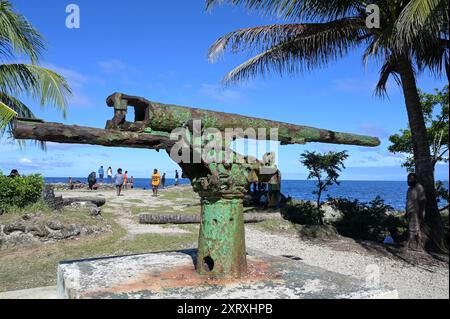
<box><xmin>26</xmin><ymin>224</ymin><xmax>49</xmax><ymax>237</ymax></box>
<box><xmin>22</xmin><ymin>213</ymin><xmax>34</xmax><ymax>221</ymax></box>
<box><xmin>4</xmin><ymin>223</ymin><xmax>26</xmax><ymax>235</ymax></box>
<box><xmin>47</xmin><ymin>221</ymin><xmax>63</xmax><ymax>231</ymax></box>
<box><xmin>89</xmin><ymin>207</ymin><xmax>102</xmax><ymax>217</ymax></box>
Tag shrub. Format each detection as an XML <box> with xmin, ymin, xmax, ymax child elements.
<box><xmin>281</xmin><ymin>199</ymin><xmax>324</xmax><ymax>225</ymax></box>
<box><xmin>0</xmin><ymin>172</ymin><xmax>44</xmax><ymax>209</ymax></box>
<box><xmin>329</xmin><ymin>196</ymin><xmax>407</xmax><ymax>242</ymax></box>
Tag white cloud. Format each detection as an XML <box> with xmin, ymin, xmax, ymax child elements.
<box><xmin>19</xmin><ymin>158</ymin><xmax>33</xmax><ymax>164</ymax></box>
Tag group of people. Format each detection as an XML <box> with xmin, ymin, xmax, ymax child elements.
<box><xmin>248</xmin><ymin>169</ymin><xmax>282</xmax><ymax>209</ymax></box>
<box><xmin>111</xmin><ymin>168</ymin><xmax>180</xmax><ymax>197</ymax></box>
<box><xmin>80</xmin><ymin>167</ymin><xmax>182</xmax><ymax>196</ymax></box>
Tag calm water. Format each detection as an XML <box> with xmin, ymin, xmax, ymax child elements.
<box><xmin>44</xmin><ymin>178</ymin><xmax>449</xmax><ymax>211</ymax></box>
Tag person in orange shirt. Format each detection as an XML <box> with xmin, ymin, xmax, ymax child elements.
<box><xmin>123</xmin><ymin>171</ymin><xmax>128</xmax><ymax>190</ymax></box>
<box><xmin>151</xmin><ymin>169</ymin><xmax>161</xmax><ymax>197</ymax></box>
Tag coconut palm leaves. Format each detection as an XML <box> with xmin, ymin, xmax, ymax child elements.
<box><xmin>207</xmin><ymin>0</ymin><xmax>449</xmax><ymax>86</ymax></box>
<box><xmin>0</xmin><ymin>0</ymin><xmax>71</xmax><ymax>134</ymax></box>
<box><xmin>209</xmin><ymin>18</ymin><xmax>367</xmax><ymax>83</ymax></box>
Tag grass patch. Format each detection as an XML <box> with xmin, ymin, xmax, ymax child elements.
<box><xmin>159</xmin><ymin>187</ymin><xmax>199</xmax><ymax>202</ymax></box>
<box><xmin>124</xmin><ymin>199</ymin><xmax>145</xmax><ymax>204</ymax></box>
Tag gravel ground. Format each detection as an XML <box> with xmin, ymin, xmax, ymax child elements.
<box><xmin>245</xmin><ymin>227</ymin><xmax>449</xmax><ymax>299</ymax></box>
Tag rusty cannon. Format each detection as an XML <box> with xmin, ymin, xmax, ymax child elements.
<box><xmin>13</xmin><ymin>93</ymin><xmax>380</xmax><ymax>278</ymax></box>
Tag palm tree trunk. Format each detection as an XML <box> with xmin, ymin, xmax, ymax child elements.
<box><xmin>397</xmin><ymin>55</ymin><xmax>448</xmax><ymax>253</ymax></box>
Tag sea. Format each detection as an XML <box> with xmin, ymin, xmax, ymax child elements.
<box><xmin>44</xmin><ymin>178</ymin><xmax>449</xmax><ymax>211</ymax></box>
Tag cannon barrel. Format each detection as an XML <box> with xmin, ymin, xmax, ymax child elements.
<box><xmin>12</xmin><ymin>119</ymin><xmax>174</xmax><ymax>150</ymax></box>
<box><xmin>106</xmin><ymin>93</ymin><xmax>381</xmax><ymax>147</ymax></box>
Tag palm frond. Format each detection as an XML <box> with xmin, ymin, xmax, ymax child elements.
<box><xmin>395</xmin><ymin>0</ymin><xmax>448</xmax><ymax>44</ymax></box>
<box><xmin>209</xmin><ymin>23</ymin><xmax>316</xmax><ymax>62</ymax></box>
<box><xmin>210</xmin><ymin>18</ymin><xmax>366</xmax><ymax>84</ymax></box>
<box><xmin>0</xmin><ymin>63</ymin><xmax>71</xmax><ymax>118</ymax></box>
<box><xmin>0</xmin><ymin>0</ymin><xmax>45</xmax><ymax>62</ymax></box>
<box><xmin>205</xmin><ymin>0</ymin><xmax>366</xmax><ymax>21</ymax></box>
<box><xmin>375</xmin><ymin>56</ymin><xmax>401</xmax><ymax>97</ymax></box>
<box><xmin>0</xmin><ymin>99</ymin><xmax>17</xmax><ymax>129</ymax></box>
<box><xmin>0</xmin><ymin>92</ymin><xmax>47</xmax><ymax>149</ymax></box>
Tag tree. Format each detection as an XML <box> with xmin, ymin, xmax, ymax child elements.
<box><xmin>206</xmin><ymin>0</ymin><xmax>448</xmax><ymax>253</ymax></box>
<box><xmin>389</xmin><ymin>85</ymin><xmax>449</xmax><ymax>171</ymax></box>
<box><xmin>300</xmin><ymin>150</ymin><xmax>348</xmax><ymax>224</ymax></box>
<box><xmin>389</xmin><ymin>85</ymin><xmax>449</xmax><ymax>210</ymax></box>
<box><xmin>0</xmin><ymin>0</ymin><xmax>71</xmax><ymax>136</ymax></box>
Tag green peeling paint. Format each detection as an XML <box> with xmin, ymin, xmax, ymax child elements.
<box><xmin>197</xmin><ymin>196</ymin><xmax>246</xmax><ymax>277</ymax></box>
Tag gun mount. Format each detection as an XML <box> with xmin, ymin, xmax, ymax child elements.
<box><xmin>13</xmin><ymin>93</ymin><xmax>380</xmax><ymax>278</ymax></box>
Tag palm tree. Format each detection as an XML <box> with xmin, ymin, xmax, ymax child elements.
<box><xmin>0</xmin><ymin>0</ymin><xmax>71</xmax><ymax>137</ymax></box>
<box><xmin>206</xmin><ymin>0</ymin><xmax>448</xmax><ymax>252</ymax></box>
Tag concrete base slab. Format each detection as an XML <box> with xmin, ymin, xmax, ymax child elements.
<box><xmin>0</xmin><ymin>286</ymin><xmax>57</xmax><ymax>299</ymax></box>
<box><xmin>57</xmin><ymin>249</ymin><xmax>398</xmax><ymax>299</ymax></box>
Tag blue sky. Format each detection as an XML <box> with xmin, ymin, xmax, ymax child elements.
<box><xmin>1</xmin><ymin>0</ymin><xmax>448</xmax><ymax>181</ymax></box>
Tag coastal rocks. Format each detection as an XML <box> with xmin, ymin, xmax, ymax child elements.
<box><xmin>41</xmin><ymin>185</ymin><xmax>107</xmax><ymax>213</ymax></box>
<box><xmin>0</xmin><ymin>218</ymin><xmax>109</xmax><ymax>249</ymax></box>
<box><xmin>321</xmin><ymin>204</ymin><xmax>343</xmax><ymax>223</ymax></box>
<box><xmin>47</xmin><ymin>221</ymin><xmax>64</xmax><ymax>231</ymax></box>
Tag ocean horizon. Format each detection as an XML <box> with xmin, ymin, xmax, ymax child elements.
<box><xmin>44</xmin><ymin>177</ymin><xmax>449</xmax><ymax>211</ymax></box>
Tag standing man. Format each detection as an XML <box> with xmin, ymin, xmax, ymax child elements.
<box><xmin>151</xmin><ymin>169</ymin><xmax>161</xmax><ymax>197</ymax></box>
<box><xmin>174</xmin><ymin>170</ymin><xmax>179</xmax><ymax>186</ymax></box>
<box><xmin>98</xmin><ymin>166</ymin><xmax>104</xmax><ymax>182</ymax></box>
<box><xmin>107</xmin><ymin>166</ymin><xmax>113</xmax><ymax>184</ymax></box>
<box><xmin>405</xmin><ymin>173</ymin><xmax>427</xmax><ymax>251</ymax></box>
<box><xmin>161</xmin><ymin>173</ymin><xmax>166</xmax><ymax>189</ymax></box>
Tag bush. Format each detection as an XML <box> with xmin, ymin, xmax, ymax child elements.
<box><xmin>281</xmin><ymin>199</ymin><xmax>324</xmax><ymax>225</ymax></box>
<box><xmin>0</xmin><ymin>172</ymin><xmax>44</xmax><ymax>209</ymax></box>
<box><xmin>329</xmin><ymin>196</ymin><xmax>407</xmax><ymax>242</ymax></box>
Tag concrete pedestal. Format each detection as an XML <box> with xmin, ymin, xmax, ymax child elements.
<box><xmin>57</xmin><ymin>249</ymin><xmax>398</xmax><ymax>299</ymax></box>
